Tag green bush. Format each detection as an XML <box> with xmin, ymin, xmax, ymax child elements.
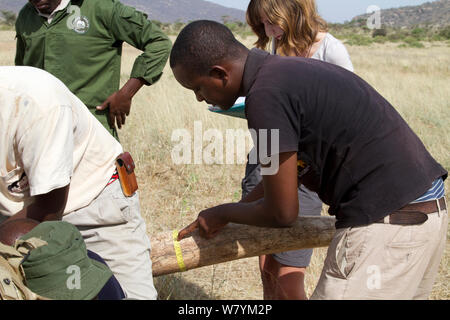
<box><xmin>372</xmin><ymin>28</ymin><xmax>387</xmax><ymax>37</ymax></box>
<box><xmin>386</xmin><ymin>32</ymin><xmax>404</xmax><ymax>42</ymax></box>
<box><xmin>373</xmin><ymin>35</ymin><xmax>387</xmax><ymax>43</ymax></box>
<box><xmin>438</xmin><ymin>26</ymin><xmax>450</xmax><ymax>40</ymax></box>
<box><xmin>345</xmin><ymin>34</ymin><xmax>373</xmax><ymax>46</ymax></box>
<box><xmin>402</xmin><ymin>37</ymin><xmax>425</xmax><ymax>48</ymax></box>
<box><xmin>430</xmin><ymin>33</ymin><xmax>444</xmax><ymax>41</ymax></box>
<box><xmin>411</xmin><ymin>27</ymin><xmax>426</xmax><ymax>38</ymax></box>
<box><xmin>409</xmin><ymin>41</ymin><xmax>425</xmax><ymax>48</ymax></box>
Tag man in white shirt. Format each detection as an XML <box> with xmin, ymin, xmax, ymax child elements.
<box><xmin>0</xmin><ymin>66</ymin><xmax>157</xmax><ymax>300</ymax></box>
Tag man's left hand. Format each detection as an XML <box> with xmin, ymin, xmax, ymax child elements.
<box><xmin>97</xmin><ymin>89</ymin><xmax>132</xmax><ymax>130</ymax></box>
<box><xmin>96</xmin><ymin>78</ymin><xmax>146</xmax><ymax>130</ymax></box>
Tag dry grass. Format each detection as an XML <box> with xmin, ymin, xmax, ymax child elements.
<box><xmin>1</xmin><ymin>31</ymin><xmax>448</xmax><ymax>300</ymax></box>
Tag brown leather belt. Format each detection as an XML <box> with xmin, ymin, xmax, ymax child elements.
<box><xmin>376</xmin><ymin>197</ymin><xmax>446</xmax><ymax>225</ymax></box>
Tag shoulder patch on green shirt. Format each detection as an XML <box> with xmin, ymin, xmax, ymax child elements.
<box><xmin>118</xmin><ymin>4</ymin><xmax>148</xmax><ymax>26</ymax></box>
<box><xmin>120</xmin><ymin>6</ymin><xmax>135</xmax><ymax>18</ymax></box>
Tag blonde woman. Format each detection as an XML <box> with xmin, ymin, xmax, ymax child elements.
<box><xmin>247</xmin><ymin>0</ymin><xmax>353</xmax><ymax>68</ymax></box>
<box><xmin>244</xmin><ymin>0</ymin><xmax>353</xmax><ymax>300</ymax></box>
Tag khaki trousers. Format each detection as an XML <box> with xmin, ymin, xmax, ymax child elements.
<box><xmin>63</xmin><ymin>179</ymin><xmax>157</xmax><ymax>300</ymax></box>
<box><xmin>311</xmin><ymin>198</ymin><xmax>448</xmax><ymax>300</ymax></box>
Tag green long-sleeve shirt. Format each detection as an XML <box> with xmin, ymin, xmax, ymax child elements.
<box><xmin>15</xmin><ymin>0</ymin><xmax>171</xmax><ymax>109</ymax></box>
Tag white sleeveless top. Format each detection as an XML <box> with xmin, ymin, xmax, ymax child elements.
<box><xmin>271</xmin><ymin>33</ymin><xmax>354</xmax><ymax>72</ymax></box>
<box><xmin>311</xmin><ymin>33</ymin><xmax>354</xmax><ymax>72</ymax></box>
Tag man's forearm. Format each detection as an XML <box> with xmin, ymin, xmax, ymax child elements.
<box><xmin>240</xmin><ymin>181</ymin><xmax>264</xmax><ymax>203</ymax></box>
<box><xmin>120</xmin><ymin>77</ymin><xmax>146</xmax><ymax>98</ymax></box>
<box><xmin>5</xmin><ymin>185</ymin><xmax>70</xmax><ymax>223</ymax></box>
<box><xmin>7</xmin><ymin>206</ymin><xmax>61</xmax><ymax>223</ymax></box>
<box><xmin>212</xmin><ymin>199</ymin><xmax>295</xmax><ymax>229</ymax></box>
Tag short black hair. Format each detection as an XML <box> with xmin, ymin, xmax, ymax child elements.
<box><xmin>170</xmin><ymin>20</ymin><xmax>248</xmax><ymax>75</ymax></box>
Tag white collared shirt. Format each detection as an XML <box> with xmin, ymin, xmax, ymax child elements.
<box><xmin>37</xmin><ymin>0</ymin><xmax>71</xmax><ymax>23</ymax></box>
<box><xmin>0</xmin><ymin>66</ymin><xmax>123</xmax><ymax>216</ymax></box>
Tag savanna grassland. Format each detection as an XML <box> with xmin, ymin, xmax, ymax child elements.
<box><xmin>0</xmin><ymin>31</ymin><xmax>448</xmax><ymax>300</ymax></box>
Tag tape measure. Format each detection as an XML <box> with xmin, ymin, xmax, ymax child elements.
<box><xmin>172</xmin><ymin>230</ymin><xmax>186</xmax><ymax>272</ymax></box>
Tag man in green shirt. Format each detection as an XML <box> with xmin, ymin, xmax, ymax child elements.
<box><xmin>15</xmin><ymin>0</ymin><xmax>172</xmax><ymax>139</ymax></box>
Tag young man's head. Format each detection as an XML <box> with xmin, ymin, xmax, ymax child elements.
<box><xmin>170</xmin><ymin>20</ymin><xmax>249</xmax><ymax>109</ymax></box>
<box><xmin>28</xmin><ymin>0</ymin><xmax>62</xmax><ymax>15</ymax></box>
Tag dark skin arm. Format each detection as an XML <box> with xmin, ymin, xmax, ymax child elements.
<box><xmin>240</xmin><ymin>180</ymin><xmax>264</xmax><ymax>204</ymax></box>
<box><xmin>96</xmin><ymin>78</ymin><xmax>146</xmax><ymax>130</ymax></box>
<box><xmin>2</xmin><ymin>185</ymin><xmax>70</xmax><ymax>225</ymax></box>
<box><xmin>178</xmin><ymin>152</ymin><xmax>299</xmax><ymax>240</ymax></box>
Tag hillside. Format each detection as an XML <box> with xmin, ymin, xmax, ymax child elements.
<box><xmin>0</xmin><ymin>0</ymin><xmax>246</xmax><ymax>23</ymax></box>
<box><xmin>351</xmin><ymin>0</ymin><xmax>450</xmax><ymax>28</ymax></box>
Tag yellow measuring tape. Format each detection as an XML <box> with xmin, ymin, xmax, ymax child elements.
<box><xmin>172</xmin><ymin>230</ymin><xmax>186</xmax><ymax>272</ymax></box>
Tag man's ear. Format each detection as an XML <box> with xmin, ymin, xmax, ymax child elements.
<box><xmin>209</xmin><ymin>66</ymin><xmax>229</xmax><ymax>86</ymax></box>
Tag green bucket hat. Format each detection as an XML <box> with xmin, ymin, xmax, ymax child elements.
<box><xmin>19</xmin><ymin>221</ymin><xmax>113</xmax><ymax>300</ymax></box>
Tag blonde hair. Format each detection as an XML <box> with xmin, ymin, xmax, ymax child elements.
<box><xmin>246</xmin><ymin>0</ymin><xmax>328</xmax><ymax>57</ymax></box>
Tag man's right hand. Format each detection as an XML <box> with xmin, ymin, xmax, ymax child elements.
<box><xmin>177</xmin><ymin>219</ymin><xmax>198</xmax><ymax>241</ymax></box>
<box><xmin>177</xmin><ymin>206</ymin><xmax>229</xmax><ymax>241</ymax></box>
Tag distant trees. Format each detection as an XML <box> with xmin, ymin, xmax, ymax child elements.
<box><xmin>151</xmin><ymin>19</ymin><xmax>185</xmax><ymax>34</ymax></box>
<box><xmin>0</xmin><ymin>10</ymin><xmax>16</xmax><ymax>26</ymax></box>
<box><xmin>151</xmin><ymin>16</ymin><xmax>449</xmax><ymax>45</ymax></box>
<box><xmin>221</xmin><ymin>15</ymin><xmax>252</xmax><ymax>38</ymax></box>
<box><xmin>151</xmin><ymin>16</ymin><xmax>252</xmax><ymax>37</ymax></box>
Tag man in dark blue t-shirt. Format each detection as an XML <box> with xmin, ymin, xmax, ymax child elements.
<box><xmin>170</xmin><ymin>21</ymin><xmax>447</xmax><ymax>300</ymax></box>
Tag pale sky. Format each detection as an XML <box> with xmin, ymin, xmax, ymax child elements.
<box><xmin>207</xmin><ymin>0</ymin><xmax>435</xmax><ymax>23</ymax></box>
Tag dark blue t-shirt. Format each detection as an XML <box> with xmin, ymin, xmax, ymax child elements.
<box><xmin>242</xmin><ymin>49</ymin><xmax>447</xmax><ymax>228</ymax></box>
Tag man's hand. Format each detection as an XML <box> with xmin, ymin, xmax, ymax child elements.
<box><xmin>96</xmin><ymin>78</ymin><xmax>146</xmax><ymax>130</ymax></box>
<box><xmin>177</xmin><ymin>206</ymin><xmax>229</xmax><ymax>241</ymax></box>
<box><xmin>97</xmin><ymin>89</ymin><xmax>131</xmax><ymax>130</ymax></box>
